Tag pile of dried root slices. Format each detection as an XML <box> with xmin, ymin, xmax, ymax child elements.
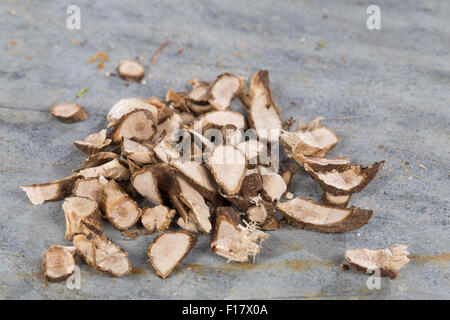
<box><xmin>22</xmin><ymin>69</ymin><xmax>409</xmax><ymax>281</ymax></box>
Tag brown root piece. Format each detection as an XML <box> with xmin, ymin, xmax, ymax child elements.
<box><xmin>277</xmin><ymin>197</ymin><xmax>373</xmax><ymax>233</ymax></box>
<box><xmin>176</xmin><ymin>216</ymin><xmax>199</xmax><ymax>233</ymax></box>
<box><xmin>131</xmin><ymin>167</ymin><xmax>163</xmax><ymax>205</ymax></box>
<box><xmin>73</xmin><ymin>177</ymin><xmax>103</xmax><ymax>203</ymax></box>
<box><xmin>304</xmin><ymin>161</ymin><xmax>384</xmax><ymax>196</ymax></box>
<box><xmin>153</xmin><ymin>139</ymin><xmax>180</xmax><ymax>163</ymax></box>
<box><xmin>248</xmin><ymin>70</ymin><xmax>282</xmax><ymax>143</ymax></box>
<box><xmin>62</xmin><ymin>196</ymin><xmax>103</xmax><ymax>240</ymax></box>
<box><xmin>192</xmin><ymin>111</ymin><xmax>247</xmax><ymax>132</ymax></box>
<box><xmin>187</xmin><ymin>101</ymin><xmax>214</xmax><ymax>115</ymax></box>
<box><xmin>107</xmin><ymin>98</ymin><xmax>158</xmax><ymax>123</ymax></box>
<box><xmin>50</xmin><ymin>103</ymin><xmax>88</xmax><ymax>123</ymax></box>
<box><xmin>111</xmin><ymin>109</ymin><xmax>156</xmax><ymax>143</ymax></box>
<box><xmin>98</xmin><ymin>176</ymin><xmax>141</xmax><ymax>230</ymax></box>
<box><xmin>321</xmin><ymin>192</ymin><xmax>351</xmax><ymax>208</ymax></box>
<box><xmin>165</xmin><ymin>89</ymin><xmax>190</xmax><ymax>113</ymax></box>
<box><xmin>281</xmin><ymin>124</ymin><xmax>339</xmax><ymax>158</ymax></box>
<box><xmin>21</xmin><ymin>175</ymin><xmax>78</xmax><ymax>205</ymax></box>
<box><xmin>291</xmin><ymin>154</ymin><xmax>350</xmax><ymax>171</ymax></box>
<box><xmin>118</xmin><ymin>60</ymin><xmax>145</xmax><ymax>81</ymax></box>
<box><xmin>211</xmin><ymin>207</ymin><xmax>268</xmax><ymax>263</ymax></box>
<box><xmin>209</xmin><ymin>145</ymin><xmax>247</xmax><ymax>195</ymax></box>
<box><xmin>73</xmin><ymin>232</ymin><xmax>131</xmax><ymax>277</ymax></box>
<box><xmin>188</xmin><ymin>80</ymin><xmax>209</xmax><ymax>103</ymax></box>
<box><xmin>246</xmin><ymin>201</ymin><xmax>279</xmax><ymax>231</ymax></box>
<box><xmin>240</xmin><ymin>169</ymin><xmax>263</xmax><ymax>198</ymax></box>
<box><xmin>141</xmin><ymin>205</ymin><xmax>176</xmax><ymax>232</ymax></box>
<box><xmin>74</xmin><ymin>129</ymin><xmax>111</xmax><ymax>155</ymax></box>
<box><xmin>147</xmin><ymin>231</ymin><xmax>197</xmax><ymax>279</ymax></box>
<box><xmin>79</xmin><ymin>159</ymin><xmax>130</xmax><ymax>181</ymax></box>
<box><xmin>79</xmin><ymin>152</ymin><xmax>124</xmax><ymax>170</ymax></box>
<box><xmin>280</xmin><ymin>162</ymin><xmax>299</xmax><ymax>187</ymax></box>
<box><xmin>345</xmin><ymin>244</ymin><xmax>410</xmax><ymax>279</ymax></box>
<box><xmin>43</xmin><ymin>245</ymin><xmax>76</xmax><ymax>282</ymax></box>
<box><xmin>207</xmin><ymin>73</ymin><xmax>243</xmax><ymax>111</ymax></box>
<box><xmin>151</xmin><ymin>112</ymin><xmax>182</xmax><ymax>144</ymax></box>
<box><xmin>259</xmin><ymin>167</ymin><xmax>287</xmax><ymax>202</ymax></box>
<box><xmin>121</xmin><ymin>138</ymin><xmax>157</xmax><ymax>165</ymax></box>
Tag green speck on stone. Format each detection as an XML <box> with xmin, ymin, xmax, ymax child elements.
<box><xmin>77</xmin><ymin>88</ymin><xmax>89</xmax><ymax>98</ymax></box>
<box><xmin>318</xmin><ymin>40</ymin><xmax>326</xmax><ymax>48</ymax></box>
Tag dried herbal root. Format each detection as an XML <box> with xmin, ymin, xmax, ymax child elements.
<box><xmin>21</xmin><ymin>175</ymin><xmax>77</xmax><ymax>205</ymax></box>
<box><xmin>131</xmin><ymin>167</ymin><xmax>163</xmax><ymax>205</ymax></box>
<box><xmin>43</xmin><ymin>245</ymin><xmax>76</xmax><ymax>282</ymax></box>
<box><xmin>73</xmin><ymin>177</ymin><xmax>103</xmax><ymax>203</ymax></box>
<box><xmin>153</xmin><ymin>139</ymin><xmax>180</xmax><ymax>163</ymax></box>
<box><xmin>246</xmin><ymin>201</ymin><xmax>279</xmax><ymax>231</ymax></box>
<box><xmin>73</xmin><ymin>232</ymin><xmax>131</xmax><ymax>277</ymax></box>
<box><xmin>98</xmin><ymin>176</ymin><xmax>141</xmax><ymax>230</ymax></box>
<box><xmin>211</xmin><ymin>207</ymin><xmax>268</xmax><ymax>263</ymax></box>
<box><xmin>141</xmin><ymin>205</ymin><xmax>176</xmax><ymax>232</ymax></box>
<box><xmin>62</xmin><ymin>196</ymin><xmax>103</xmax><ymax>239</ymax></box>
<box><xmin>166</xmin><ymin>89</ymin><xmax>190</xmax><ymax>113</ymax></box>
<box><xmin>277</xmin><ymin>197</ymin><xmax>373</xmax><ymax>233</ymax></box>
<box><xmin>74</xmin><ymin>129</ymin><xmax>112</xmax><ymax>155</ymax></box>
<box><xmin>207</xmin><ymin>73</ymin><xmax>243</xmax><ymax>111</ymax></box>
<box><xmin>147</xmin><ymin>231</ymin><xmax>197</xmax><ymax>279</ymax></box>
<box><xmin>50</xmin><ymin>102</ymin><xmax>88</xmax><ymax>123</ymax></box>
<box><xmin>121</xmin><ymin>138</ymin><xmax>157</xmax><ymax>165</ymax></box>
<box><xmin>247</xmin><ymin>70</ymin><xmax>282</xmax><ymax>143</ymax></box>
<box><xmin>237</xmin><ymin>139</ymin><xmax>267</xmax><ymax>166</ymax></box>
<box><xmin>259</xmin><ymin>167</ymin><xmax>287</xmax><ymax>202</ymax></box>
<box><xmin>118</xmin><ymin>60</ymin><xmax>145</xmax><ymax>81</ymax></box>
<box><xmin>188</xmin><ymin>80</ymin><xmax>209</xmax><ymax>104</ymax></box>
<box><xmin>192</xmin><ymin>110</ymin><xmax>247</xmax><ymax>132</ymax></box>
<box><xmin>304</xmin><ymin>161</ymin><xmax>384</xmax><ymax>196</ymax></box>
<box><xmin>209</xmin><ymin>145</ymin><xmax>247</xmax><ymax>195</ymax></box>
<box><xmin>107</xmin><ymin>98</ymin><xmax>159</xmax><ymax>123</ymax></box>
<box><xmin>176</xmin><ymin>216</ymin><xmax>199</xmax><ymax>233</ymax></box>
<box><xmin>321</xmin><ymin>192</ymin><xmax>351</xmax><ymax>208</ymax></box>
<box><xmin>79</xmin><ymin>159</ymin><xmax>130</xmax><ymax>181</ymax></box>
<box><xmin>345</xmin><ymin>244</ymin><xmax>410</xmax><ymax>279</ymax></box>
<box><xmin>291</xmin><ymin>154</ymin><xmax>350</xmax><ymax>171</ymax></box>
<box><xmin>111</xmin><ymin>109</ymin><xmax>157</xmax><ymax>143</ymax></box>
<box><xmin>280</xmin><ymin>162</ymin><xmax>299</xmax><ymax>187</ymax></box>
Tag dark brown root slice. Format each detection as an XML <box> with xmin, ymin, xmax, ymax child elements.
<box><xmin>345</xmin><ymin>244</ymin><xmax>410</xmax><ymax>279</ymax></box>
<box><xmin>280</xmin><ymin>162</ymin><xmax>299</xmax><ymax>187</ymax></box>
<box><xmin>147</xmin><ymin>231</ymin><xmax>197</xmax><ymax>279</ymax></box>
<box><xmin>73</xmin><ymin>177</ymin><xmax>103</xmax><ymax>203</ymax></box>
<box><xmin>50</xmin><ymin>102</ymin><xmax>88</xmax><ymax>123</ymax></box>
<box><xmin>247</xmin><ymin>70</ymin><xmax>282</xmax><ymax>143</ymax></box>
<box><xmin>304</xmin><ymin>161</ymin><xmax>384</xmax><ymax>196</ymax></box>
<box><xmin>121</xmin><ymin>138</ymin><xmax>157</xmax><ymax>165</ymax></box>
<box><xmin>73</xmin><ymin>232</ymin><xmax>131</xmax><ymax>277</ymax></box>
<box><xmin>276</xmin><ymin>197</ymin><xmax>373</xmax><ymax>233</ymax></box>
<box><xmin>62</xmin><ymin>196</ymin><xmax>103</xmax><ymax>240</ymax></box>
<box><xmin>43</xmin><ymin>245</ymin><xmax>76</xmax><ymax>282</ymax></box>
<box><xmin>207</xmin><ymin>73</ymin><xmax>243</xmax><ymax>111</ymax></box>
<box><xmin>141</xmin><ymin>205</ymin><xmax>176</xmax><ymax>232</ymax></box>
<box><xmin>210</xmin><ymin>207</ymin><xmax>268</xmax><ymax>263</ymax></box>
<box><xmin>321</xmin><ymin>192</ymin><xmax>351</xmax><ymax>208</ymax></box>
<box><xmin>209</xmin><ymin>145</ymin><xmax>247</xmax><ymax>195</ymax></box>
<box><xmin>291</xmin><ymin>154</ymin><xmax>350</xmax><ymax>171</ymax></box>
<box><xmin>131</xmin><ymin>167</ymin><xmax>163</xmax><ymax>205</ymax></box>
<box><xmin>79</xmin><ymin>159</ymin><xmax>130</xmax><ymax>181</ymax></box>
<box><xmin>21</xmin><ymin>175</ymin><xmax>78</xmax><ymax>205</ymax></box>
<box><xmin>281</xmin><ymin>124</ymin><xmax>339</xmax><ymax>158</ymax></box>
<box><xmin>107</xmin><ymin>98</ymin><xmax>158</xmax><ymax>123</ymax></box>
<box><xmin>118</xmin><ymin>60</ymin><xmax>145</xmax><ymax>81</ymax></box>
<box><xmin>98</xmin><ymin>176</ymin><xmax>141</xmax><ymax>230</ymax></box>
<box><xmin>240</xmin><ymin>169</ymin><xmax>263</xmax><ymax>198</ymax></box>
<box><xmin>111</xmin><ymin>109</ymin><xmax>156</xmax><ymax>143</ymax></box>
<box><xmin>192</xmin><ymin>110</ymin><xmax>247</xmax><ymax>132</ymax></box>
<box><xmin>165</xmin><ymin>89</ymin><xmax>190</xmax><ymax>113</ymax></box>
<box><xmin>74</xmin><ymin>129</ymin><xmax>112</xmax><ymax>155</ymax></box>
<box><xmin>259</xmin><ymin>167</ymin><xmax>287</xmax><ymax>202</ymax></box>
<box><xmin>246</xmin><ymin>201</ymin><xmax>279</xmax><ymax>231</ymax></box>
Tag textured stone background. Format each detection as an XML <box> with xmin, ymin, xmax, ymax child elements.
<box><xmin>0</xmin><ymin>0</ymin><xmax>449</xmax><ymax>299</ymax></box>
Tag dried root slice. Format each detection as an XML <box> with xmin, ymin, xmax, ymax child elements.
<box><xmin>166</xmin><ymin>89</ymin><xmax>190</xmax><ymax>113</ymax></box>
<box><xmin>118</xmin><ymin>60</ymin><xmax>145</xmax><ymax>81</ymax></box>
<box><xmin>74</xmin><ymin>129</ymin><xmax>112</xmax><ymax>155</ymax></box>
<box><xmin>177</xmin><ymin>176</ymin><xmax>212</xmax><ymax>233</ymax></box>
<box><xmin>192</xmin><ymin>110</ymin><xmax>246</xmax><ymax>132</ymax></box>
<box><xmin>321</xmin><ymin>192</ymin><xmax>351</xmax><ymax>208</ymax></box>
<box><xmin>209</xmin><ymin>145</ymin><xmax>247</xmax><ymax>195</ymax></box>
<box><xmin>111</xmin><ymin>109</ymin><xmax>156</xmax><ymax>143</ymax></box>
<box><xmin>176</xmin><ymin>216</ymin><xmax>199</xmax><ymax>233</ymax></box>
<box><xmin>80</xmin><ymin>152</ymin><xmax>123</xmax><ymax>170</ymax></box>
<box><xmin>98</xmin><ymin>176</ymin><xmax>141</xmax><ymax>230</ymax></box>
<box><xmin>79</xmin><ymin>159</ymin><xmax>130</xmax><ymax>181</ymax></box>
<box><xmin>107</xmin><ymin>98</ymin><xmax>158</xmax><ymax>123</ymax></box>
<box><xmin>240</xmin><ymin>169</ymin><xmax>263</xmax><ymax>198</ymax></box>
<box><xmin>304</xmin><ymin>161</ymin><xmax>384</xmax><ymax>196</ymax></box>
<box><xmin>44</xmin><ymin>245</ymin><xmax>76</xmax><ymax>282</ymax></box>
<box><xmin>50</xmin><ymin>102</ymin><xmax>88</xmax><ymax>123</ymax></box>
<box><xmin>237</xmin><ymin>139</ymin><xmax>268</xmax><ymax>166</ymax></box>
<box><xmin>188</xmin><ymin>80</ymin><xmax>209</xmax><ymax>103</ymax></box>
<box><xmin>180</xmin><ymin>112</ymin><xmax>196</xmax><ymax>125</ymax></box>
<box><xmin>291</xmin><ymin>154</ymin><xmax>350</xmax><ymax>171</ymax></box>
<box><xmin>73</xmin><ymin>232</ymin><xmax>131</xmax><ymax>277</ymax></box>
<box><xmin>277</xmin><ymin>197</ymin><xmax>373</xmax><ymax>233</ymax></box>
<box><xmin>151</xmin><ymin>112</ymin><xmax>182</xmax><ymax>144</ymax></box>
<box><xmin>131</xmin><ymin>167</ymin><xmax>163</xmax><ymax>205</ymax></box>
<box><xmin>211</xmin><ymin>207</ymin><xmax>268</xmax><ymax>263</ymax></box>
<box><xmin>153</xmin><ymin>139</ymin><xmax>180</xmax><ymax>163</ymax></box>
<box><xmin>73</xmin><ymin>177</ymin><xmax>103</xmax><ymax>203</ymax></box>
<box><xmin>207</xmin><ymin>73</ymin><xmax>243</xmax><ymax>111</ymax></box>
<box><xmin>345</xmin><ymin>244</ymin><xmax>410</xmax><ymax>279</ymax></box>
<box><xmin>62</xmin><ymin>196</ymin><xmax>102</xmax><ymax>240</ymax></box>
<box><xmin>259</xmin><ymin>167</ymin><xmax>287</xmax><ymax>202</ymax></box>
<box><xmin>147</xmin><ymin>231</ymin><xmax>197</xmax><ymax>279</ymax></box>
<box><xmin>248</xmin><ymin>70</ymin><xmax>282</xmax><ymax>143</ymax></box>
<box><xmin>246</xmin><ymin>201</ymin><xmax>279</xmax><ymax>231</ymax></box>
<box><xmin>141</xmin><ymin>205</ymin><xmax>176</xmax><ymax>232</ymax></box>
<box><xmin>121</xmin><ymin>138</ymin><xmax>157</xmax><ymax>165</ymax></box>
<box><xmin>280</xmin><ymin>162</ymin><xmax>299</xmax><ymax>187</ymax></box>
<box><xmin>281</xmin><ymin>125</ymin><xmax>339</xmax><ymax>158</ymax></box>
<box><xmin>21</xmin><ymin>175</ymin><xmax>77</xmax><ymax>205</ymax></box>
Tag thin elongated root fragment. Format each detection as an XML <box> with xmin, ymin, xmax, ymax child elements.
<box><xmin>21</xmin><ymin>175</ymin><xmax>78</xmax><ymax>205</ymax></box>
